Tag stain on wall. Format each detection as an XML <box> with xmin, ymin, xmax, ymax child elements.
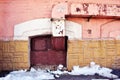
<box><xmin>71</xmin><ymin>3</ymin><xmax>120</xmax><ymax>17</ymax></box>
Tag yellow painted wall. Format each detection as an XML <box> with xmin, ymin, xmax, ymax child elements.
<box><xmin>0</xmin><ymin>41</ymin><xmax>29</xmax><ymax>71</ymax></box>
<box><xmin>67</xmin><ymin>40</ymin><xmax>120</xmax><ymax>70</ymax></box>
<box><xmin>0</xmin><ymin>40</ymin><xmax>120</xmax><ymax>71</ymax></box>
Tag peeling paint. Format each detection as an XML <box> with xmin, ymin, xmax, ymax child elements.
<box><xmin>14</xmin><ymin>18</ymin><xmax>82</xmax><ymax>40</ymax></box>
<box><xmin>52</xmin><ymin>3</ymin><xmax>120</xmax><ymax>18</ymax></box>
<box><xmin>52</xmin><ymin>19</ymin><xmax>65</xmax><ymax>36</ymax></box>
<box><xmin>71</xmin><ymin>3</ymin><xmax>120</xmax><ymax>17</ymax></box>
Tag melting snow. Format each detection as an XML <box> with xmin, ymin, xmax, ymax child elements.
<box><xmin>70</xmin><ymin>62</ymin><xmax>118</xmax><ymax>78</ymax></box>
<box><xmin>0</xmin><ymin>68</ymin><xmax>54</xmax><ymax>80</ymax></box>
<box><xmin>0</xmin><ymin>62</ymin><xmax>119</xmax><ymax>80</ymax></box>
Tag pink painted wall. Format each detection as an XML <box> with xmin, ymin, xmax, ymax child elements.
<box><xmin>101</xmin><ymin>20</ymin><xmax>120</xmax><ymax>38</ymax></box>
<box><xmin>66</xmin><ymin>18</ymin><xmax>120</xmax><ymax>39</ymax></box>
<box><xmin>0</xmin><ymin>0</ymin><xmax>120</xmax><ymax>38</ymax></box>
<box><xmin>0</xmin><ymin>2</ymin><xmax>5</xmax><ymax>37</ymax></box>
<box><xmin>0</xmin><ymin>0</ymin><xmax>53</xmax><ymax>37</ymax></box>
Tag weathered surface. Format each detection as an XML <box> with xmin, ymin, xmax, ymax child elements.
<box><xmin>0</xmin><ymin>41</ymin><xmax>29</xmax><ymax>71</ymax></box>
<box><xmin>52</xmin><ymin>3</ymin><xmax>120</xmax><ymax>18</ymax></box>
<box><xmin>67</xmin><ymin>40</ymin><xmax>120</xmax><ymax>70</ymax></box>
<box><xmin>71</xmin><ymin>3</ymin><xmax>120</xmax><ymax>17</ymax></box>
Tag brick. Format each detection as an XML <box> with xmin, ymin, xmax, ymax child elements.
<box><xmin>67</xmin><ymin>40</ymin><xmax>120</xmax><ymax>69</ymax></box>
<box><xmin>13</xmin><ymin>52</ymin><xmax>27</xmax><ymax>56</ymax></box>
<box><xmin>0</xmin><ymin>41</ymin><xmax>3</xmax><ymax>50</ymax></box>
<box><xmin>2</xmin><ymin>57</ymin><xmax>12</xmax><ymax>62</ymax></box>
<box><xmin>106</xmin><ymin>51</ymin><xmax>116</xmax><ymax>56</ymax></box>
<box><xmin>2</xmin><ymin>52</ymin><xmax>13</xmax><ymax>58</ymax></box>
<box><xmin>13</xmin><ymin>63</ymin><xmax>20</xmax><ymax>70</ymax></box>
<box><xmin>12</xmin><ymin>57</ymin><xmax>24</xmax><ymax>62</ymax></box>
<box><xmin>93</xmin><ymin>58</ymin><xmax>100</xmax><ymax>64</ymax></box>
<box><xmin>0</xmin><ymin>50</ymin><xmax>2</xmax><ymax>60</ymax></box>
<box><xmin>73</xmin><ymin>43</ymin><xmax>83</xmax><ymax>48</ymax></box>
<box><xmin>78</xmin><ymin>53</ymin><xmax>84</xmax><ymax>58</ymax></box>
<box><xmin>112</xmin><ymin>64</ymin><xmax>120</xmax><ymax>69</ymax></box>
<box><xmin>68</xmin><ymin>54</ymin><xmax>79</xmax><ymax>59</ymax></box>
<box><xmin>12</xmin><ymin>53</ymin><xmax>29</xmax><ymax>63</ymax></box>
<box><xmin>2</xmin><ymin>63</ymin><xmax>13</xmax><ymax>70</ymax></box>
<box><xmin>100</xmin><ymin>41</ymin><xmax>106</xmax><ymax>48</ymax></box>
<box><xmin>78</xmin><ymin>57</ymin><xmax>84</xmax><ymax>64</ymax></box>
<box><xmin>13</xmin><ymin>62</ymin><xmax>29</xmax><ymax>70</ymax></box>
<box><xmin>117</xmin><ymin>47</ymin><xmax>120</xmax><ymax>55</ymax></box>
<box><xmin>84</xmin><ymin>59</ymin><xmax>92</xmax><ymax>65</ymax></box>
<box><xmin>99</xmin><ymin>58</ymin><xmax>106</xmax><ymax>67</ymax></box>
<box><xmin>72</xmin><ymin>48</ymin><xmax>82</xmax><ymax>53</ymax></box>
<box><xmin>23</xmin><ymin>54</ymin><xmax>29</xmax><ymax>62</ymax></box>
<box><xmin>15</xmin><ymin>41</ymin><xmax>28</xmax><ymax>52</ymax></box>
<box><xmin>67</xmin><ymin>59</ymin><xmax>79</xmax><ymax>65</ymax></box>
<box><xmin>19</xmin><ymin>62</ymin><xmax>29</xmax><ymax>69</ymax></box>
<box><xmin>0</xmin><ymin>64</ymin><xmax>2</xmax><ymax>71</ymax></box>
<box><xmin>79</xmin><ymin>63</ymin><xmax>85</xmax><ymax>67</ymax></box>
<box><xmin>9</xmin><ymin>41</ymin><xmax>15</xmax><ymax>52</ymax></box>
<box><xmin>67</xmin><ymin>47</ymin><xmax>73</xmax><ymax>53</ymax></box>
<box><xmin>84</xmin><ymin>51</ymin><xmax>94</xmax><ymax>59</ymax></box>
<box><xmin>106</xmin><ymin>59</ymin><xmax>112</xmax><ymax>67</ymax></box>
<box><xmin>88</xmin><ymin>41</ymin><xmax>100</xmax><ymax>48</ymax></box>
<box><xmin>101</xmin><ymin>48</ymin><xmax>106</xmax><ymax>54</ymax></box>
<box><xmin>2</xmin><ymin>42</ymin><xmax>10</xmax><ymax>53</ymax></box>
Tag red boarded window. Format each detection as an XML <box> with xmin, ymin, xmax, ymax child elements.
<box><xmin>52</xmin><ymin>37</ymin><xmax>66</xmax><ymax>50</ymax></box>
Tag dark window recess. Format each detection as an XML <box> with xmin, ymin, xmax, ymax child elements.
<box><xmin>52</xmin><ymin>36</ymin><xmax>67</xmax><ymax>51</ymax></box>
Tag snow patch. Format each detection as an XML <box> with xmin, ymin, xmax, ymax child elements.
<box><xmin>0</xmin><ymin>62</ymin><xmax>119</xmax><ymax>80</ymax></box>
<box><xmin>70</xmin><ymin>62</ymin><xmax>118</xmax><ymax>78</ymax></box>
<box><xmin>0</xmin><ymin>68</ymin><xmax>54</xmax><ymax>80</ymax></box>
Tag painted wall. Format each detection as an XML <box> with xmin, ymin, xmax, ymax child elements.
<box><xmin>67</xmin><ymin>18</ymin><xmax>120</xmax><ymax>39</ymax></box>
<box><xmin>67</xmin><ymin>40</ymin><xmax>120</xmax><ymax>70</ymax></box>
<box><xmin>14</xmin><ymin>18</ymin><xmax>82</xmax><ymax>40</ymax></box>
<box><xmin>0</xmin><ymin>41</ymin><xmax>29</xmax><ymax>70</ymax></box>
<box><xmin>0</xmin><ymin>0</ymin><xmax>120</xmax><ymax>38</ymax></box>
<box><xmin>0</xmin><ymin>0</ymin><xmax>120</xmax><ymax>70</ymax></box>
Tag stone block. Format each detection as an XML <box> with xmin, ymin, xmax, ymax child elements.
<box><xmin>2</xmin><ymin>53</ymin><xmax>13</xmax><ymax>58</ymax></box>
<box><xmin>12</xmin><ymin>57</ymin><xmax>24</xmax><ymax>62</ymax></box>
<box><xmin>13</xmin><ymin>62</ymin><xmax>29</xmax><ymax>70</ymax></box>
<box><xmin>2</xmin><ymin>63</ymin><xmax>13</xmax><ymax>70</ymax></box>
<box><xmin>13</xmin><ymin>63</ymin><xmax>20</xmax><ymax>70</ymax></box>
<box><xmin>84</xmin><ymin>59</ymin><xmax>92</xmax><ymax>65</ymax></box>
<box><xmin>88</xmin><ymin>41</ymin><xmax>100</xmax><ymax>48</ymax></box>
<box><xmin>2</xmin><ymin>42</ymin><xmax>10</xmax><ymax>53</ymax></box>
<box><xmin>67</xmin><ymin>59</ymin><xmax>79</xmax><ymax>67</ymax></box>
<box><xmin>93</xmin><ymin>58</ymin><xmax>100</xmax><ymax>64</ymax></box>
<box><xmin>15</xmin><ymin>41</ymin><xmax>28</xmax><ymax>52</ymax></box>
<box><xmin>0</xmin><ymin>64</ymin><xmax>2</xmax><ymax>71</ymax></box>
<box><xmin>23</xmin><ymin>54</ymin><xmax>29</xmax><ymax>62</ymax></box>
<box><xmin>99</xmin><ymin>58</ymin><xmax>107</xmax><ymax>67</ymax></box>
<box><xmin>13</xmin><ymin>52</ymin><xmax>25</xmax><ymax>56</ymax></box>
<box><xmin>68</xmin><ymin>54</ymin><xmax>79</xmax><ymax>59</ymax></box>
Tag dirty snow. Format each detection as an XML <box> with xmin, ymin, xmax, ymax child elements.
<box><xmin>70</xmin><ymin>62</ymin><xmax>118</xmax><ymax>78</ymax></box>
<box><xmin>0</xmin><ymin>68</ymin><xmax>54</xmax><ymax>80</ymax></box>
<box><xmin>0</xmin><ymin>62</ymin><xmax>119</xmax><ymax>80</ymax></box>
